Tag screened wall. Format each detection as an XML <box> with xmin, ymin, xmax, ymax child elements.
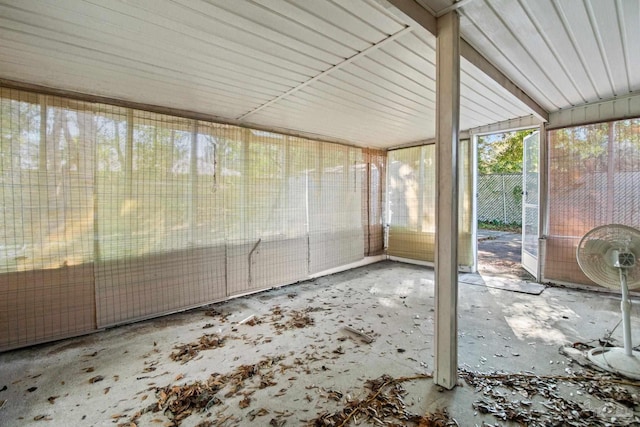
<box><xmin>545</xmin><ymin>118</ymin><xmax>640</xmax><ymax>286</ymax></box>
<box><xmin>362</xmin><ymin>149</ymin><xmax>386</xmax><ymax>257</ymax></box>
<box><xmin>0</xmin><ymin>87</ymin><xmax>384</xmax><ymax>350</ymax></box>
<box><xmin>387</xmin><ymin>141</ymin><xmax>473</xmax><ymax>267</ymax></box>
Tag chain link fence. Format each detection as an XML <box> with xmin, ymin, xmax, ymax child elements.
<box><xmin>478</xmin><ymin>173</ymin><xmax>522</xmax><ymax>225</ymax></box>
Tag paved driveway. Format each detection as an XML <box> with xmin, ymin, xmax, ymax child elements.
<box><xmin>477</xmin><ymin>229</ymin><xmax>534</xmax><ymax>281</ymax></box>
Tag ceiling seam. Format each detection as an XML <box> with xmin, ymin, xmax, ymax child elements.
<box><xmin>239</xmin><ymin>1</ymin><xmax>370</xmax><ymax>56</ymax></box>
<box><xmin>460</xmin><ymin>66</ymin><xmax>530</xmax><ymax>115</ymax></box>
<box><xmin>82</xmin><ymin>0</ymin><xmax>318</xmax><ymax>77</ymax></box>
<box><xmin>460</xmin><ymin>82</ymin><xmax>526</xmax><ymax>118</ymax></box>
<box><xmin>351</xmin><ymin>49</ymin><xmax>435</xmax><ymax>94</ymax></box>
<box><xmin>172</xmin><ymin>0</ymin><xmax>347</xmax><ymax>64</ymax></box>
<box><xmin>550</xmin><ymin>0</ymin><xmax>601</xmax><ymax>100</ymax></box>
<box><xmin>365</xmin><ymin>0</ymin><xmax>410</xmax><ymax>27</ymax></box>
<box><xmin>236</xmin><ymin>25</ymin><xmax>412</xmax><ymax>121</ymax></box>
<box><xmin>333</xmin><ymin>62</ymin><xmax>435</xmax><ymax>108</ymax></box>
<box><xmin>459</xmin><ymin>94</ymin><xmax>509</xmax><ymax>122</ymax></box>
<box><xmin>327</xmin><ymin>0</ymin><xmax>396</xmax><ymax>38</ymax></box>
<box><xmin>516</xmin><ymin>0</ymin><xmax>587</xmax><ymax>105</ymax></box>
<box><xmin>614</xmin><ymin>0</ymin><xmax>632</xmax><ymax>95</ymax></box>
<box><xmin>281</xmin><ymin>87</ymin><xmax>428</xmax><ymax>128</ymax></box>
<box><xmin>280</xmin><ymin>0</ymin><xmax>381</xmax><ymax>45</ymax></box>
<box><xmin>390</xmin><ymin>38</ymin><xmax>437</xmax><ymax>84</ymax></box>
<box><xmin>317</xmin><ymin>74</ymin><xmax>435</xmax><ymax>117</ymax></box>
<box><xmin>481</xmin><ymin>0</ymin><xmax>572</xmax><ymax>108</ymax></box>
<box><xmin>0</xmin><ymin>32</ymin><xmax>282</xmax><ymax>106</ymax></box>
<box><xmin>459</xmin><ymin>7</ymin><xmax>558</xmax><ymax>111</ymax></box>
<box><xmin>3</xmin><ymin>36</ymin><xmax>287</xmax><ymax>103</ymax></box>
<box><xmin>582</xmin><ymin>0</ymin><xmax>617</xmax><ymax>96</ymax></box>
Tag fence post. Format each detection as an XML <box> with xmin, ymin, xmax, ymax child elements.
<box><xmin>502</xmin><ymin>175</ymin><xmax>507</xmax><ymax>223</ymax></box>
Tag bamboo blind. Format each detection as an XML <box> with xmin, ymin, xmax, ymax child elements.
<box><xmin>387</xmin><ymin>140</ymin><xmax>473</xmax><ymax>266</ymax></box>
<box><xmin>0</xmin><ymin>87</ymin><xmax>380</xmax><ymax>350</ymax></box>
<box><xmin>545</xmin><ymin>119</ymin><xmax>640</xmax><ymax>285</ymax></box>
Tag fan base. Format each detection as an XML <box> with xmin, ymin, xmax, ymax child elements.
<box><xmin>587</xmin><ymin>347</ymin><xmax>640</xmax><ymax>380</ymax></box>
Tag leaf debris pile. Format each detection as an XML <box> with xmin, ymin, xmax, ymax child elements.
<box><xmin>124</xmin><ymin>355</ymin><xmax>288</xmax><ymax>426</ymax></box>
<box><xmin>203</xmin><ymin>308</ymin><xmax>228</xmax><ymax>322</ymax></box>
<box><xmin>460</xmin><ymin>369</ymin><xmax>640</xmax><ymax>426</ymax></box>
<box><xmin>271</xmin><ymin>306</ymin><xmax>315</xmax><ymax>332</ymax></box>
<box><xmin>308</xmin><ymin>373</ymin><xmax>457</xmax><ymax>427</ymax></box>
<box><xmin>170</xmin><ymin>334</ymin><xmax>227</xmax><ymax>363</ymax></box>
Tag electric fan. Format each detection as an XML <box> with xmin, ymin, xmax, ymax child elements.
<box><xmin>576</xmin><ymin>224</ymin><xmax>640</xmax><ymax>379</ymax></box>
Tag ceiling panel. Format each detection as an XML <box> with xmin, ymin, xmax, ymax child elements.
<box><xmin>0</xmin><ymin>0</ymin><xmax>544</xmax><ymax>149</ymax></box>
<box><xmin>459</xmin><ymin>1</ymin><xmax>567</xmax><ymax>111</ymax></box>
<box><xmin>416</xmin><ymin>0</ymin><xmax>640</xmax><ymax>115</ymax></box>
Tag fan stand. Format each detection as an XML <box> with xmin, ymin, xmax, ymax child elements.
<box><xmin>587</xmin><ymin>269</ymin><xmax>640</xmax><ymax>380</ymax></box>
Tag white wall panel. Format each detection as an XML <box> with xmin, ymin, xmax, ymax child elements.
<box><xmin>549</xmin><ymin>93</ymin><xmax>640</xmax><ymax>129</ymax></box>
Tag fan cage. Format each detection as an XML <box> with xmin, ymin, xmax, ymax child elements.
<box><xmin>576</xmin><ymin>224</ymin><xmax>640</xmax><ymax>290</ymax></box>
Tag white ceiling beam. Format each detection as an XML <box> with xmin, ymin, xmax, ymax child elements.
<box><xmin>460</xmin><ymin>114</ymin><xmax>542</xmax><ymax>138</ymax></box>
<box><xmin>386</xmin><ymin>0</ymin><xmax>549</xmax><ymax>122</ymax></box>
<box><xmin>236</xmin><ymin>26</ymin><xmax>413</xmax><ymax>121</ymax></box>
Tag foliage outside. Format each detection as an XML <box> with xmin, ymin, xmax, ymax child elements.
<box><xmin>478</xmin><ymin>220</ymin><xmax>521</xmax><ymax>233</ymax></box>
<box><xmin>477</xmin><ymin>129</ymin><xmax>534</xmax><ymax>174</ymax></box>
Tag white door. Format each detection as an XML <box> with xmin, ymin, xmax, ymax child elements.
<box><xmin>522</xmin><ymin>131</ymin><xmax>539</xmax><ymax>279</ymax></box>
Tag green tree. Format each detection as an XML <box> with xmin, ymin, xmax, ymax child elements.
<box><xmin>477</xmin><ymin>129</ymin><xmax>534</xmax><ymax>174</ymax></box>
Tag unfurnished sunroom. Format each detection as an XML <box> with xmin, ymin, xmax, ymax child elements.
<box><xmin>1</xmin><ymin>0</ymin><xmax>640</xmax><ymax>424</ymax></box>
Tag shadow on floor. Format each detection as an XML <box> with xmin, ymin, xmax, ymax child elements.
<box><xmin>477</xmin><ymin>229</ymin><xmax>535</xmax><ymax>281</ymax></box>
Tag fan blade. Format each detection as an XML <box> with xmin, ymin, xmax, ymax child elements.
<box><xmin>582</xmin><ymin>239</ymin><xmax>612</xmax><ymax>257</ymax></box>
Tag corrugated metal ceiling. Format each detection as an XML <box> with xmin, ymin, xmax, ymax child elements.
<box><xmin>0</xmin><ymin>0</ymin><xmax>539</xmax><ymax>149</ymax></box>
<box><xmin>437</xmin><ymin>0</ymin><xmax>640</xmax><ymax>113</ymax></box>
<box><xmin>4</xmin><ymin>0</ymin><xmax>633</xmax><ymax>148</ymax></box>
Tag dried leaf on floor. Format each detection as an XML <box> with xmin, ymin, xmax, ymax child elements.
<box><xmin>239</xmin><ymin>396</ymin><xmax>251</xmax><ymax>408</ymax></box>
<box><xmin>33</xmin><ymin>414</ymin><xmax>52</xmax><ymax>421</ymax></box>
<box><xmin>247</xmin><ymin>407</ymin><xmax>270</xmax><ymax>420</ymax></box>
<box><xmin>269</xmin><ymin>418</ymin><xmax>286</xmax><ymax>426</ymax></box>
<box><xmin>204</xmin><ymin>308</ymin><xmax>228</xmax><ymax>322</ymax></box>
<box><xmin>307</xmin><ymin>373</ymin><xmax>434</xmax><ymax>426</ymax></box>
<box><xmin>124</xmin><ymin>355</ymin><xmax>288</xmax><ymax>426</ymax></box>
<box><xmin>460</xmin><ymin>368</ymin><xmax>640</xmax><ymax>426</ymax></box>
<box><xmin>170</xmin><ymin>334</ymin><xmax>226</xmax><ymax>363</ymax></box>
<box><xmin>89</xmin><ymin>375</ymin><xmax>105</xmax><ymax>384</ymax></box>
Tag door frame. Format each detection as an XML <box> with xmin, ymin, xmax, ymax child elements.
<box><xmin>471</xmin><ymin>124</ymin><xmax>545</xmax><ymax>280</ymax></box>
<box><xmin>521</xmin><ymin>131</ymin><xmax>540</xmax><ymax>279</ymax></box>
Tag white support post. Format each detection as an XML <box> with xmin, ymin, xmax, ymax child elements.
<box><xmin>434</xmin><ymin>11</ymin><xmax>460</xmax><ymax>390</ymax></box>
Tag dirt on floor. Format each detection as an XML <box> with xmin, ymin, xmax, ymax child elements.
<box><xmin>0</xmin><ymin>261</ymin><xmax>639</xmax><ymax>426</ymax></box>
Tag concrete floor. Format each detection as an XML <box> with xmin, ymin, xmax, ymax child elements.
<box><xmin>0</xmin><ymin>261</ymin><xmax>639</xmax><ymax>426</ymax></box>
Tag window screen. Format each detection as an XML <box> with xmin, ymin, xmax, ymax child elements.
<box><xmin>546</xmin><ymin>119</ymin><xmax>640</xmax><ymax>285</ymax></box>
<box><xmin>387</xmin><ymin>141</ymin><xmax>473</xmax><ymax>266</ymax></box>
<box><xmin>361</xmin><ymin>149</ymin><xmax>386</xmax><ymax>256</ymax></box>
<box><xmin>0</xmin><ymin>87</ymin><xmax>368</xmax><ymax>350</ymax></box>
